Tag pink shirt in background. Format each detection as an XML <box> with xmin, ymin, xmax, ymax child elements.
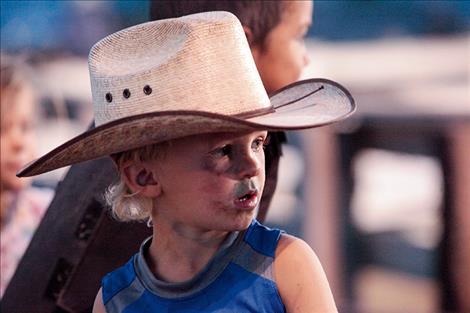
<box><xmin>0</xmin><ymin>187</ymin><xmax>53</xmax><ymax>297</ymax></box>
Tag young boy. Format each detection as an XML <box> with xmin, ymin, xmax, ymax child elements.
<box><xmin>150</xmin><ymin>1</ymin><xmax>313</xmax><ymax>221</ymax></box>
<box><xmin>18</xmin><ymin>12</ymin><xmax>354</xmax><ymax>312</ymax></box>
<box><xmin>1</xmin><ymin>56</ymin><xmax>53</xmax><ymax>296</ymax></box>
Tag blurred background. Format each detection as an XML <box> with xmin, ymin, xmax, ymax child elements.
<box><xmin>1</xmin><ymin>1</ymin><xmax>469</xmax><ymax>312</ymax></box>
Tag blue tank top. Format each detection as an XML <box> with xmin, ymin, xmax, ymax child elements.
<box><xmin>101</xmin><ymin>220</ymin><xmax>286</xmax><ymax>313</ymax></box>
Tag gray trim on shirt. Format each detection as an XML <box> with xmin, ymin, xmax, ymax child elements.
<box><xmin>105</xmin><ymin>227</ymin><xmax>278</xmax><ymax>312</ymax></box>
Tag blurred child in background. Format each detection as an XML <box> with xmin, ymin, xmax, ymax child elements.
<box><xmin>0</xmin><ymin>56</ymin><xmax>53</xmax><ymax>296</ymax></box>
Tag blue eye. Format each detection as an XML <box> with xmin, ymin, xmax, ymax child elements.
<box><xmin>252</xmin><ymin>138</ymin><xmax>266</xmax><ymax>152</ymax></box>
<box><xmin>213</xmin><ymin>145</ymin><xmax>232</xmax><ymax>157</ymax></box>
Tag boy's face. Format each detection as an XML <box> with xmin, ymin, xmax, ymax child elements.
<box><xmin>251</xmin><ymin>0</ymin><xmax>313</xmax><ymax>94</ymax></box>
<box><xmin>149</xmin><ymin>130</ymin><xmax>268</xmax><ymax>232</ymax></box>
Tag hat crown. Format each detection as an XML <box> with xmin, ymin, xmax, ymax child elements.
<box><xmin>88</xmin><ymin>12</ymin><xmax>270</xmax><ymax>126</ymax></box>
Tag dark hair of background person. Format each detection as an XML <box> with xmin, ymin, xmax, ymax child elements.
<box><xmin>150</xmin><ymin>1</ymin><xmax>284</xmax><ymax>47</ymax></box>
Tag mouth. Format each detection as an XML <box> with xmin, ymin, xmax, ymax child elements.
<box><xmin>234</xmin><ymin>190</ymin><xmax>259</xmax><ymax>210</ymax></box>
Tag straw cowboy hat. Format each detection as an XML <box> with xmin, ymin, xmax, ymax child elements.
<box><xmin>18</xmin><ymin>11</ymin><xmax>355</xmax><ymax>177</ymax></box>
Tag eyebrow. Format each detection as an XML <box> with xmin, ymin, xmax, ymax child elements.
<box><xmin>206</xmin><ymin>132</ymin><xmax>267</xmax><ymax>147</ymax></box>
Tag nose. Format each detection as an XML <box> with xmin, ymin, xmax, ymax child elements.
<box><xmin>233</xmin><ymin>151</ymin><xmax>262</xmax><ymax>179</ymax></box>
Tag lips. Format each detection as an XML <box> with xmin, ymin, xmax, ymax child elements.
<box><xmin>234</xmin><ymin>190</ymin><xmax>259</xmax><ymax>210</ymax></box>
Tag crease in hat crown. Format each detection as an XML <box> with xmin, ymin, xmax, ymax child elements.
<box><xmin>88</xmin><ymin>11</ymin><xmax>271</xmax><ymax>127</ymax></box>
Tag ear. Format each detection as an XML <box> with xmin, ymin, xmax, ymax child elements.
<box><xmin>120</xmin><ymin>160</ymin><xmax>161</xmax><ymax>198</ymax></box>
<box><xmin>243</xmin><ymin>26</ymin><xmax>254</xmax><ymax>46</ymax></box>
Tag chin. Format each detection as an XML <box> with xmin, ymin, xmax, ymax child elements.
<box><xmin>3</xmin><ymin>176</ymin><xmax>30</xmax><ymax>192</ymax></box>
<box><xmin>230</xmin><ymin>212</ymin><xmax>255</xmax><ymax>230</ymax></box>
<box><xmin>210</xmin><ymin>215</ymin><xmax>253</xmax><ymax>233</ymax></box>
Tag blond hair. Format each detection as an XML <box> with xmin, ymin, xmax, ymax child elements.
<box><xmin>104</xmin><ymin>141</ymin><xmax>170</xmax><ymax>222</ymax></box>
<box><xmin>1</xmin><ymin>54</ymin><xmax>36</xmax><ymax>110</ymax></box>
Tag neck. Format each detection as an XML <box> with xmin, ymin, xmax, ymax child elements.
<box><xmin>147</xmin><ymin>220</ymin><xmax>229</xmax><ymax>283</ymax></box>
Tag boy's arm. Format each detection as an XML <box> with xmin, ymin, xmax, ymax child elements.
<box><xmin>92</xmin><ymin>288</ymin><xmax>107</xmax><ymax>313</ymax></box>
<box><xmin>275</xmin><ymin>234</ymin><xmax>338</xmax><ymax>313</ymax></box>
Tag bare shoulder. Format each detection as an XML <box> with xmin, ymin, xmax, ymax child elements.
<box><xmin>92</xmin><ymin>287</ymin><xmax>107</xmax><ymax>313</ymax></box>
<box><xmin>274</xmin><ymin>234</ymin><xmax>338</xmax><ymax>313</ymax></box>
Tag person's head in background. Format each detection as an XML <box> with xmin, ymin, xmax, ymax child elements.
<box><xmin>150</xmin><ymin>0</ymin><xmax>313</xmax><ymax>94</ymax></box>
<box><xmin>0</xmin><ymin>57</ymin><xmax>37</xmax><ymax>219</ymax></box>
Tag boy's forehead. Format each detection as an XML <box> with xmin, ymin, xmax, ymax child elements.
<box><xmin>175</xmin><ymin>131</ymin><xmax>268</xmax><ymax>146</ymax></box>
<box><xmin>199</xmin><ymin>130</ymin><xmax>267</xmax><ymax>141</ymax></box>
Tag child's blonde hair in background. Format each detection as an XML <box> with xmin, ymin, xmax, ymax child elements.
<box><xmin>1</xmin><ymin>55</ymin><xmax>36</xmax><ymax>110</ymax></box>
<box><xmin>104</xmin><ymin>141</ymin><xmax>171</xmax><ymax>222</ymax></box>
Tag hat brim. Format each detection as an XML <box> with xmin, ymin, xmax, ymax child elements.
<box><xmin>18</xmin><ymin>78</ymin><xmax>355</xmax><ymax>177</ymax></box>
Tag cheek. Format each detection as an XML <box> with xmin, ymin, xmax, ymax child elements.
<box><xmin>285</xmin><ymin>43</ymin><xmax>305</xmax><ymax>77</ymax></box>
<box><xmin>23</xmin><ymin>132</ymin><xmax>37</xmax><ymax>157</ymax></box>
<box><xmin>198</xmin><ymin>175</ymin><xmax>233</xmax><ymax>196</ymax></box>
<box><xmin>187</xmin><ymin>162</ymin><xmax>233</xmax><ymax>196</ymax></box>
<box><xmin>201</xmin><ymin>151</ymin><xmax>237</xmax><ymax>174</ymax></box>
<box><xmin>259</xmin><ymin>159</ymin><xmax>266</xmax><ymax>185</ymax></box>
<box><xmin>261</xmin><ymin>45</ymin><xmax>305</xmax><ymax>92</ymax></box>
<box><xmin>201</xmin><ymin>157</ymin><xmax>223</xmax><ymax>174</ymax></box>
<box><xmin>0</xmin><ymin>133</ymin><xmax>12</xmax><ymax>154</ymax></box>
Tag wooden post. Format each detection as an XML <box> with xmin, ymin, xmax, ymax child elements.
<box><xmin>302</xmin><ymin>127</ymin><xmax>344</xmax><ymax>304</ymax></box>
<box><xmin>447</xmin><ymin>122</ymin><xmax>470</xmax><ymax>312</ymax></box>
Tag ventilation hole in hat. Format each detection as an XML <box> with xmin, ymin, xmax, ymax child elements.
<box><xmin>105</xmin><ymin>92</ymin><xmax>113</xmax><ymax>103</ymax></box>
<box><xmin>123</xmin><ymin>89</ymin><xmax>131</xmax><ymax>99</ymax></box>
<box><xmin>143</xmin><ymin>85</ymin><xmax>152</xmax><ymax>95</ymax></box>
